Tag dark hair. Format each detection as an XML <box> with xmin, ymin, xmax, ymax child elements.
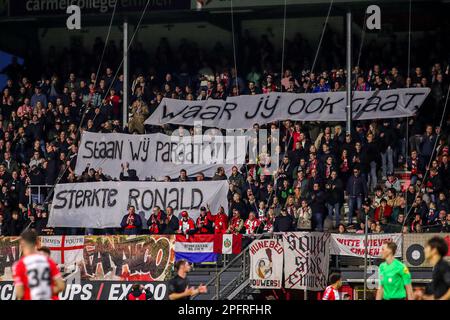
<box><xmin>20</xmin><ymin>229</ymin><xmax>38</xmax><ymax>246</ymax></box>
<box><xmin>385</xmin><ymin>241</ymin><xmax>397</xmax><ymax>255</ymax></box>
<box><xmin>175</xmin><ymin>259</ymin><xmax>188</xmax><ymax>270</ymax></box>
<box><xmin>426</xmin><ymin>236</ymin><xmax>448</xmax><ymax>257</ymax></box>
<box><xmin>329</xmin><ymin>273</ymin><xmax>342</xmax><ymax>285</ymax></box>
<box><xmin>37</xmin><ymin>246</ymin><xmax>51</xmax><ymax>256</ymax></box>
<box><xmin>132</xmin><ymin>283</ymin><xmax>141</xmax><ymax>291</ymax></box>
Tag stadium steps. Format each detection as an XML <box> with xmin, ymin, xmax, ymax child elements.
<box><xmin>188</xmin><ymin>266</ymin><xmax>243</xmax><ymax>300</ymax></box>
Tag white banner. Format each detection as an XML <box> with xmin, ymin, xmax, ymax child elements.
<box><xmin>75</xmin><ymin>132</ymin><xmax>245</xmax><ymax>180</ymax></box>
<box><xmin>330</xmin><ymin>233</ymin><xmax>403</xmax><ymax>258</ymax></box>
<box><xmin>249</xmin><ymin>239</ymin><xmax>283</xmax><ymax>289</ymax></box>
<box><xmin>144</xmin><ymin>89</ymin><xmax>430</xmax><ymax>129</ymax></box>
<box><xmin>48</xmin><ymin>181</ymin><xmax>229</xmax><ymax>229</ymax></box>
<box><xmin>40</xmin><ymin>236</ymin><xmax>85</xmax><ymax>265</ymax></box>
<box><xmin>283</xmin><ymin>232</ymin><xmax>330</xmax><ymax>291</ymax></box>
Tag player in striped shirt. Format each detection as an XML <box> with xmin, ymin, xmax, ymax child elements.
<box><xmin>323</xmin><ymin>273</ymin><xmax>343</xmax><ymax>300</ymax></box>
<box><xmin>13</xmin><ymin>230</ymin><xmax>65</xmax><ymax>300</ymax></box>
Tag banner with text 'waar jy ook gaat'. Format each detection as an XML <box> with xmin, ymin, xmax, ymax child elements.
<box><xmin>75</xmin><ymin>132</ymin><xmax>244</xmax><ymax>180</ymax></box>
<box><xmin>47</xmin><ymin>181</ymin><xmax>229</xmax><ymax>229</ymax></box>
<box><xmin>144</xmin><ymin>89</ymin><xmax>430</xmax><ymax>129</ymax></box>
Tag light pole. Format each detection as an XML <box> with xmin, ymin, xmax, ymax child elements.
<box><xmin>123</xmin><ymin>19</ymin><xmax>129</xmax><ymax>129</ymax></box>
<box><xmin>346</xmin><ymin>10</ymin><xmax>352</xmax><ymax>135</ymax></box>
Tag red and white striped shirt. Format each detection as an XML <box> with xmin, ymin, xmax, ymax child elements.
<box><xmin>322</xmin><ymin>285</ymin><xmax>340</xmax><ymax>300</ymax></box>
<box><xmin>13</xmin><ymin>253</ymin><xmax>61</xmax><ymax>300</ymax></box>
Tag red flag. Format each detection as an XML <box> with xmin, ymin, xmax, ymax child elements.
<box><xmin>213</xmin><ymin>234</ymin><xmax>242</xmax><ymax>254</ymax></box>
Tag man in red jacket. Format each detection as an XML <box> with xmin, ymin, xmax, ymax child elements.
<box><xmin>207</xmin><ymin>205</ymin><xmax>228</xmax><ymax>234</ymax></box>
<box><xmin>196</xmin><ymin>207</ymin><xmax>213</xmax><ymax>234</ymax></box>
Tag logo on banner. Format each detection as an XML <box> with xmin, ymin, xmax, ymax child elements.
<box><xmin>249</xmin><ymin>239</ymin><xmax>283</xmax><ymax>289</ymax></box>
<box><xmin>223</xmin><ymin>238</ymin><xmax>231</xmax><ymax>250</ymax></box>
<box><xmin>256</xmin><ymin>249</ymin><xmax>273</xmax><ymax>280</ymax></box>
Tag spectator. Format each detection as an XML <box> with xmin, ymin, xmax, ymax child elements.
<box><xmin>148</xmin><ymin>206</ymin><xmax>166</xmax><ymax>234</ymax></box>
<box><xmin>177</xmin><ymin>211</ymin><xmax>196</xmax><ymax>235</ymax></box>
<box><xmin>374</xmin><ymin>198</ymin><xmax>393</xmax><ymax>222</ymax></box>
<box><xmin>207</xmin><ymin>205</ymin><xmax>228</xmax><ymax>234</ymax></box>
<box><xmin>120</xmin><ymin>206</ymin><xmax>142</xmax><ymax>235</ymax></box>
<box><xmin>244</xmin><ymin>212</ymin><xmax>260</xmax><ymax>235</ymax></box>
<box><xmin>346</xmin><ymin>168</ymin><xmax>368</xmax><ymax>225</ymax></box>
<box><xmin>385</xmin><ymin>172</ymin><xmax>401</xmax><ymax>192</ymax></box>
<box><xmin>273</xmin><ymin>208</ymin><xmax>294</xmax><ymax>232</ymax></box>
<box><xmin>324</xmin><ymin>170</ymin><xmax>344</xmax><ymax>227</ymax></box>
<box><xmin>128</xmin><ymin>100</ymin><xmax>149</xmax><ymax>134</ymax></box>
<box><xmin>296</xmin><ymin>199</ymin><xmax>312</xmax><ymax>230</ymax></box>
<box><xmin>196</xmin><ymin>207</ymin><xmax>213</xmax><ymax>234</ymax></box>
<box><xmin>310</xmin><ymin>183</ymin><xmax>326</xmax><ymax>231</ymax></box>
<box><xmin>162</xmin><ymin>206</ymin><xmax>179</xmax><ymax>234</ymax></box>
<box><xmin>227</xmin><ymin>209</ymin><xmax>244</xmax><ymax>235</ymax></box>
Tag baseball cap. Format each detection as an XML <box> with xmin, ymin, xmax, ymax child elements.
<box><xmin>181</xmin><ymin>211</ymin><xmax>188</xmax><ymax>218</ymax></box>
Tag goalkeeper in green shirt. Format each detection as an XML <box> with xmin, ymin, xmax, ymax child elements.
<box><xmin>376</xmin><ymin>241</ymin><xmax>414</xmax><ymax>300</ymax></box>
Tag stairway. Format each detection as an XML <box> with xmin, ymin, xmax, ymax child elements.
<box><xmin>188</xmin><ymin>265</ymin><xmax>243</xmax><ymax>300</ymax></box>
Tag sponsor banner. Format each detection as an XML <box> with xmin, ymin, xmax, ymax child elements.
<box><xmin>75</xmin><ymin>132</ymin><xmax>243</xmax><ymax>180</ymax></box>
<box><xmin>283</xmin><ymin>232</ymin><xmax>330</xmax><ymax>291</ymax></box>
<box><xmin>175</xmin><ymin>234</ymin><xmax>217</xmax><ymax>263</ymax></box>
<box><xmin>9</xmin><ymin>0</ymin><xmax>190</xmax><ymax>17</ymax></box>
<box><xmin>249</xmin><ymin>239</ymin><xmax>283</xmax><ymax>289</ymax></box>
<box><xmin>0</xmin><ymin>281</ymin><xmax>168</xmax><ymax>300</ymax></box>
<box><xmin>193</xmin><ymin>0</ymin><xmax>374</xmax><ymax>10</ymax></box>
<box><xmin>213</xmin><ymin>234</ymin><xmax>242</xmax><ymax>255</ymax></box>
<box><xmin>403</xmin><ymin>233</ymin><xmax>450</xmax><ymax>267</ymax></box>
<box><xmin>144</xmin><ymin>89</ymin><xmax>430</xmax><ymax>129</ymax></box>
<box><xmin>48</xmin><ymin>180</ymin><xmax>229</xmax><ymax>228</ymax></box>
<box><xmin>330</xmin><ymin>233</ymin><xmax>402</xmax><ymax>258</ymax></box>
<box><xmin>0</xmin><ymin>235</ymin><xmax>175</xmax><ymax>282</ymax></box>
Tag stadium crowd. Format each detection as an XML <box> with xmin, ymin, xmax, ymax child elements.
<box><xmin>0</xmin><ymin>31</ymin><xmax>449</xmax><ymax>237</ymax></box>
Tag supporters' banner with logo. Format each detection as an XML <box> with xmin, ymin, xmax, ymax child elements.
<box><xmin>144</xmin><ymin>89</ymin><xmax>430</xmax><ymax>129</ymax></box>
<box><xmin>330</xmin><ymin>233</ymin><xmax>402</xmax><ymax>258</ymax></box>
<box><xmin>249</xmin><ymin>239</ymin><xmax>283</xmax><ymax>289</ymax></box>
<box><xmin>283</xmin><ymin>232</ymin><xmax>330</xmax><ymax>291</ymax></box>
<box><xmin>0</xmin><ymin>235</ymin><xmax>175</xmax><ymax>282</ymax></box>
<box><xmin>0</xmin><ymin>281</ymin><xmax>168</xmax><ymax>300</ymax></box>
<box><xmin>48</xmin><ymin>180</ymin><xmax>229</xmax><ymax>228</ymax></box>
<box><xmin>175</xmin><ymin>234</ymin><xmax>217</xmax><ymax>263</ymax></box>
<box><xmin>75</xmin><ymin>132</ymin><xmax>243</xmax><ymax>180</ymax></box>
<box><xmin>403</xmin><ymin>233</ymin><xmax>450</xmax><ymax>267</ymax></box>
